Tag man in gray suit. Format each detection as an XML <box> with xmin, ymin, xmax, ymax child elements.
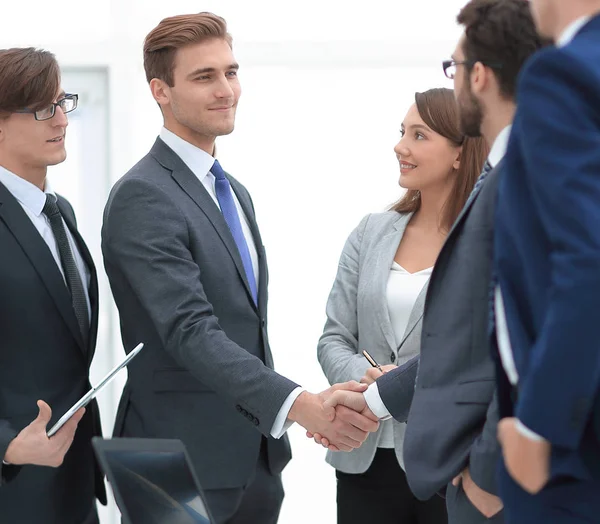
<box><xmin>101</xmin><ymin>12</ymin><xmax>378</xmax><ymax>524</ymax></box>
<box><xmin>318</xmin><ymin>2</ymin><xmax>545</xmax><ymax>522</ymax></box>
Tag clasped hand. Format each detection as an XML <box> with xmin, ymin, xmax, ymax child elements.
<box><xmin>289</xmin><ymin>381</ymin><xmax>379</xmax><ymax>452</ymax></box>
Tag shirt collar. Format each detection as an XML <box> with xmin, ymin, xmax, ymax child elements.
<box><xmin>557</xmin><ymin>16</ymin><xmax>591</xmax><ymax>47</ymax></box>
<box><xmin>0</xmin><ymin>165</ymin><xmax>55</xmax><ymax>216</ymax></box>
<box><xmin>488</xmin><ymin>125</ymin><xmax>512</xmax><ymax>169</ymax></box>
<box><xmin>159</xmin><ymin>127</ymin><xmax>216</xmax><ymax>181</ymax></box>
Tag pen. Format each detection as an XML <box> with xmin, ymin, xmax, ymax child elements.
<box><xmin>362</xmin><ymin>350</ymin><xmax>384</xmax><ymax>373</ymax></box>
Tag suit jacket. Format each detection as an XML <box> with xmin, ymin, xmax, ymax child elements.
<box><xmin>101</xmin><ymin>137</ymin><xmax>298</xmax><ymax>491</ymax></box>
<box><xmin>378</xmin><ymin>165</ymin><xmax>503</xmax><ymax>522</ymax></box>
<box><xmin>317</xmin><ymin>212</ymin><xmax>428</xmax><ymax>473</ymax></box>
<box><xmin>494</xmin><ymin>15</ymin><xmax>600</xmax><ymax>482</ymax></box>
<box><xmin>0</xmin><ymin>182</ymin><xmax>105</xmax><ymax>523</ymax></box>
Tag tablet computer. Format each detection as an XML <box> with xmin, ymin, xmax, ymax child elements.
<box><xmin>47</xmin><ymin>342</ymin><xmax>144</xmax><ymax>437</ymax></box>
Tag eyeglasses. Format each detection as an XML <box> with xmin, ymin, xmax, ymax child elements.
<box><xmin>442</xmin><ymin>59</ymin><xmax>503</xmax><ymax>80</ymax></box>
<box><xmin>14</xmin><ymin>93</ymin><xmax>78</xmax><ymax>121</ymax></box>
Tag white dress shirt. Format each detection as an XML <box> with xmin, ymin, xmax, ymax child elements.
<box><xmin>159</xmin><ymin>128</ymin><xmax>301</xmax><ymax>438</ymax></box>
<box><xmin>377</xmin><ymin>263</ymin><xmax>432</xmax><ymax>449</ymax></box>
<box><xmin>0</xmin><ymin>166</ymin><xmax>91</xmax><ymax>320</ymax></box>
<box><xmin>364</xmin><ymin>127</ymin><xmax>512</xmax><ymax>420</ymax></box>
<box><xmin>557</xmin><ymin>16</ymin><xmax>591</xmax><ymax>47</ymax></box>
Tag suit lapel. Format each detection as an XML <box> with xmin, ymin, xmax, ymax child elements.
<box><xmin>429</xmin><ymin>162</ymin><xmax>502</xmax><ymax>300</ymax></box>
<box><xmin>371</xmin><ymin>213</ymin><xmax>412</xmax><ymax>352</ymax></box>
<box><xmin>0</xmin><ymin>183</ymin><xmax>84</xmax><ymax>350</ymax></box>
<box><xmin>57</xmin><ymin>197</ymin><xmax>98</xmax><ymax>360</ymax></box>
<box><xmin>152</xmin><ymin>139</ymin><xmax>258</xmax><ymax>311</ymax></box>
<box><xmin>229</xmin><ymin>177</ymin><xmax>267</xmax><ymax>316</ymax></box>
<box><xmin>397</xmin><ymin>279</ymin><xmax>429</xmax><ymax>350</ymax></box>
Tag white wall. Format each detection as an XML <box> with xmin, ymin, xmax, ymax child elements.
<box><xmin>1</xmin><ymin>2</ymin><xmax>467</xmax><ymax>522</ymax></box>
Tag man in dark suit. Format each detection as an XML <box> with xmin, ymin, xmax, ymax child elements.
<box><xmin>493</xmin><ymin>1</ymin><xmax>600</xmax><ymax>521</ymax></box>
<box><xmin>0</xmin><ymin>48</ymin><xmax>106</xmax><ymax>523</ymax></box>
<box><xmin>318</xmin><ymin>2</ymin><xmax>544</xmax><ymax>522</ymax></box>
<box><xmin>101</xmin><ymin>13</ymin><xmax>378</xmax><ymax>524</ymax></box>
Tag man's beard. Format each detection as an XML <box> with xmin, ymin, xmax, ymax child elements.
<box><xmin>458</xmin><ymin>86</ymin><xmax>484</xmax><ymax>138</ymax></box>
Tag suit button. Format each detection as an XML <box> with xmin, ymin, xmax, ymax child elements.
<box><xmin>261</xmin><ymin>319</ymin><xmax>266</xmax><ymax>327</ymax></box>
<box><xmin>390</xmin><ymin>353</ymin><xmax>396</xmax><ymax>363</ymax></box>
<box><xmin>235</xmin><ymin>405</ymin><xmax>242</xmax><ymax>413</ymax></box>
<box><xmin>253</xmin><ymin>418</ymin><xmax>259</xmax><ymax>426</ymax></box>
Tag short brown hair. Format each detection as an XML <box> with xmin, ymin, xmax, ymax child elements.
<box><xmin>0</xmin><ymin>48</ymin><xmax>60</xmax><ymax>116</ymax></box>
<box><xmin>143</xmin><ymin>12</ymin><xmax>232</xmax><ymax>87</ymax></box>
<box><xmin>391</xmin><ymin>88</ymin><xmax>488</xmax><ymax>230</ymax></box>
<box><xmin>457</xmin><ymin>0</ymin><xmax>546</xmax><ymax>99</ymax></box>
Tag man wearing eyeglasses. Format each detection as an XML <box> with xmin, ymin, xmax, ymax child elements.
<box><xmin>0</xmin><ymin>47</ymin><xmax>105</xmax><ymax>524</ymax></box>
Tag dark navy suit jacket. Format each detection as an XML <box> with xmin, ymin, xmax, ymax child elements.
<box><xmin>494</xmin><ymin>15</ymin><xmax>600</xmax><ymax>482</ymax></box>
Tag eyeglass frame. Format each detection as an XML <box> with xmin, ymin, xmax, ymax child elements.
<box><xmin>442</xmin><ymin>59</ymin><xmax>503</xmax><ymax>80</ymax></box>
<box><xmin>13</xmin><ymin>93</ymin><xmax>79</xmax><ymax>121</ymax></box>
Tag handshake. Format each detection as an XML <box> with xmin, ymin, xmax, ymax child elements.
<box><xmin>288</xmin><ymin>364</ymin><xmax>397</xmax><ymax>452</ymax></box>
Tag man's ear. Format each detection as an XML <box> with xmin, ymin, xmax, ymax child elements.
<box><xmin>149</xmin><ymin>78</ymin><xmax>170</xmax><ymax>107</ymax></box>
<box><xmin>470</xmin><ymin>61</ymin><xmax>490</xmax><ymax>97</ymax></box>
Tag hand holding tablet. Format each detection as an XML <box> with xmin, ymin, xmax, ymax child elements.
<box><xmin>47</xmin><ymin>343</ymin><xmax>144</xmax><ymax>437</ymax></box>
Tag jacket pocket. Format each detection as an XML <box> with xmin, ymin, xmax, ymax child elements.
<box><xmin>455</xmin><ymin>378</ymin><xmax>495</xmax><ymax>405</ymax></box>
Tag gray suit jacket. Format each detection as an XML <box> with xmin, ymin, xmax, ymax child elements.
<box><xmin>101</xmin><ymin>138</ymin><xmax>298</xmax><ymax>490</ymax></box>
<box><xmin>317</xmin><ymin>212</ymin><xmax>428</xmax><ymax>473</ymax></box>
<box><xmin>378</xmin><ymin>164</ymin><xmax>504</xmax><ymax>523</ymax></box>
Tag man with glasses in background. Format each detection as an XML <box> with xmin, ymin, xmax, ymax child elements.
<box><xmin>0</xmin><ymin>47</ymin><xmax>106</xmax><ymax>524</ymax></box>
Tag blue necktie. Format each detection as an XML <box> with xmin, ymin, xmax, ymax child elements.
<box><xmin>211</xmin><ymin>160</ymin><xmax>258</xmax><ymax>304</ymax></box>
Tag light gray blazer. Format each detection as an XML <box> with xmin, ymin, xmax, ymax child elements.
<box><xmin>317</xmin><ymin>211</ymin><xmax>429</xmax><ymax>474</ymax></box>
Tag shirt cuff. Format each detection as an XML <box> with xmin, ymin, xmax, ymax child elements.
<box><xmin>363</xmin><ymin>382</ymin><xmax>392</xmax><ymax>420</ymax></box>
<box><xmin>270</xmin><ymin>387</ymin><xmax>305</xmax><ymax>439</ymax></box>
<box><xmin>516</xmin><ymin>419</ymin><xmax>546</xmax><ymax>442</ymax></box>
<box><xmin>2</xmin><ymin>460</ymin><xmax>9</xmax><ymax>465</ymax></box>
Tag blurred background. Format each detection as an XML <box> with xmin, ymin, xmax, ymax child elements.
<box><xmin>0</xmin><ymin>1</ymin><xmax>466</xmax><ymax>521</ymax></box>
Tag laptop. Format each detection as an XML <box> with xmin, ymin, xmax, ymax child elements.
<box><xmin>92</xmin><ymin>437</ymin><xmax>214</xmax><ymax>524</ymax></box>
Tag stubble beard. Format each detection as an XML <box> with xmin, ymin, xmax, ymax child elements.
<box><xmin>458</xmin><ymin>88</ymin><xmax>484</xmax><ymax>139</ymax></box>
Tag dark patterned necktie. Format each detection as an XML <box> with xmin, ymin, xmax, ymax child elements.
<box><xmin>466</xmin><ymin>159</ymin><xmax>493</xmax><ymax>206</ymax></box>
<box><xmin>42</xmin><ymin>194</ymin><xmax>90</xmax><ymax>341</ymax></box>
<box><xmin>211</xmin><ymin>160</ymin><xmax>258</xmax><ymax>304</ymax></box>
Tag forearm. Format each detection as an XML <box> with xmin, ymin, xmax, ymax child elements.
<box><xmin>375</xmin><ymin>356</ymin><xmax>418</xmax><ymax>422</ymax></box>
<box><xmin>318</xmin><ymin>337</ymin><xmax>370</xmax><ymax>385</ymax></box>
<box><xmin>168</xmin><ymin>319</ymin><xmax>299</xmax><ymax>432</ymax></box>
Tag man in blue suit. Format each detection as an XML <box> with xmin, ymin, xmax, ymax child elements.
<box><xmin>493</xmin><ymin>1</ymin><xmax>600</xmax><ymax>522</ymax></box>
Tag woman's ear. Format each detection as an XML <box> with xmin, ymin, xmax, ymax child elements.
<box><xmin>453</xmin><ymin>146</ymin><xmax>463</xmax><ymax>171</ymax></box>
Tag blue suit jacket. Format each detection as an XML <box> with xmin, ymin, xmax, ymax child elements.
<box><xmin>494</xmin><ymin>15</ymin><xmax>600</xmax><ymax>482</ymax></box>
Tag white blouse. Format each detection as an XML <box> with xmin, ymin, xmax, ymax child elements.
<box><xmin>378</xmin><ymin>262</ymin><xmax>433</xmax><ymax>449</ymax></box>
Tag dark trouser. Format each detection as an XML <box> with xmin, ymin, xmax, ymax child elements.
<box><xmin>498</xmin><ymin>460</ymin><xmax>600</xmax><ymax>523</ymax></box>
<box><xmin>336</xmin><ymin>448</ymin><xmax>448</xmax><ymax>524</ymax></box>
<box><xmin>203</xmin><ymin>438</ymin><xmax>284</xmax><ymax>524</ymax></box>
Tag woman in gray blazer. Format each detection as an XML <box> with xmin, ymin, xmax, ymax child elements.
<box><xmin>317</xmin><ymin>88</ymin><xmax>488</xmax><ymax>524</ymax></box>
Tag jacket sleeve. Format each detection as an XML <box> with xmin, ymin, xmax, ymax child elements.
<box><xmin>317</xmin><ymin>215</ymin><xmax>373</xmax><ymax>385</ymax></box>
<box><xmin>468</xmin><ymin>391</ymin><xmax>501</xmax><ymax>495</ymax></box>
<box><xmin>0</xmin><ymin>421</ymin><xmax>21</xmax><ymax>485</ymax></box>
<box><xmin>375</xmin><ymin>355</ymin><xmax>419</xmax><ymax>422</ymax></box>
